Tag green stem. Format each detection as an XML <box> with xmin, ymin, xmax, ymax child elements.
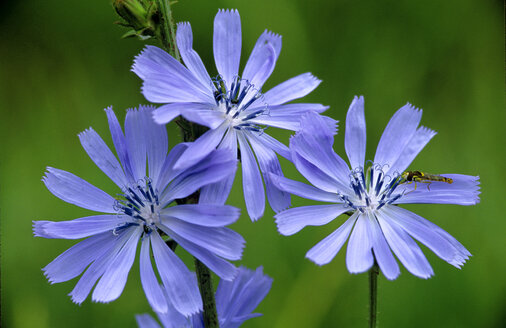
<box><xmin>195</xmin><ymin>258</ymin><xmax>220</xmax><ymax>328</ymax></box>
<box><xmin>369</xmin><ymin>261</ymin><xmax>379</xmax><ymax>328</ymax></box>
<box><xmin>156</xmin><ymin>0</ymin><xmax>180</xmax><ymax>61</ymax></box>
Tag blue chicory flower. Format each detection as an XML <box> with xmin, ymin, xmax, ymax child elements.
<box><xmin>33</xmin><ymin>105</ymin><xmax>244</xmax><ymax>316</ymax></box>
<box><xmin>135</xmin><ymin>266</ymin><xmax>273</xmax><ymax>328</ymax></box>
<box><xmin>272</xmin><ymin>96</ymin><xmax>480</xmax><ymax>279</ymax></box>
<box><xmin>132</xmin><ymin>9</ymin><xmax>332</xmax><ymax>220</ymax></box>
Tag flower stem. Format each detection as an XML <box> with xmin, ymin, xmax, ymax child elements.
<box><xmin>195</xmin><ymin>258</ymin><xmax>220</xmax><ymax>328</ymax></box>
<box><xmin>369</xmin><ymin>261</ymin><xmax>379</xmax><ymax>328</ymax></box>
<box><xmin>156</xmin><ymin>0</ymin><xmax>180</xmax><ymax>61</ymax></box>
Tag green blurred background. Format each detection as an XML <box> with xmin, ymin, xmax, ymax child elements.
<box><xmin>1</xmin><ymin>0</ymin><xmax>503</xmax><ymax>327</ymax></box>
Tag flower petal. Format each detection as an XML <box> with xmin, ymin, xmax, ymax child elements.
<box><xmin>250</xmin><ymin>113</ymin><xmax>336</xmax><ymax>132</ymax></box>
<box><xmin>291</xmin><ymin>152</ymin><xmax>340</xmax><ymax>193</ymax></box>
<box><xmin>155</xmin><ymin>143</ymin><xmax>190</xmax><ymax>192</ymax></box>
<box><xmin>69</xmin><ymin>228</ymin><xmax>131</xmax><ymax>304</ymax></box>
<box><xmin>216</xmin><ymin>266</ymin><xmax>273</xmax><ymax>326</ymax></box>
<box><xmin>292</xmin><ymin>112</ymin><xmax>350</xmax><ymax>187</ymax></box>
<box><xmin>176</xmin><ymin>22</ymin><xmax>213</xmax><ymax>92</ymax></box>
<box><xmin>306</xmin><ymin>213</ymin><xmax>358</xmax><ymax>265</ymax></box>
<box><xmin>346</xmin><ymin>214</ymin><xmax>374</xmax><ymax>274</ymax></box>
<box><xmin>213</xmin><ymin>9</ymin><xmax>241</xmax><ymax>90</ymax></box>
<box><xmin>345</xmin><ymin>96</ymin><xmax>366</xmax><ymax>170</ymax></box>
<box><xmin>388</xmin><ymin>126</ymin><xmax>437</xmax><ymax>175</ymax></box>
<box><xmin>393</xmin><ymin>174</ymin><xmax>480</xmax><ymax>205</ymax></box>
<box><xmin>92</xmin><ymin>226</ymin><xmax>142</xmax><ymax>303</ymax></box>
<box><xmin>381</xmin><ymin>205</ymin><xmax>470</xmax><ymax>268</ymax></box>
<box><xmin>125</xmin><ymin>108</ymin><xmax>148</xmax><ymax>182</ymax></box>
<box><xmin>367</xmin><ymin>212</ymin><xmax>400</xmax><ymax>280</ymax></box>
<box><xmin>166</xmin><ymin>229</ymin><xmax>238</xmax><ymax>281</ymax></box>
<box><xmin>42</xmin><ymin>167</ymin><xmax>116</xmax><ymax>213</ymax></box>
<box><xmin>162</xmin><ymin>148</ymin><xmax>237</xmax><ymax>203</ymax></box>
<box><xmin>33</xmin><ymin>215</ymin><xmax>124</xmax><ymax>239</ymax></box>
<box><xmin>374</xmin><ymin>103</ymin><xmax>422</xmax><ymax>171</ymax></box>
<box><xmin>174</xmin><ymin>123</ymin><xmax>228</xmax><ymax>170</ymax></box>
<box><xmin>376</xmin><ymin>210</ymin><xmax>434</xmax><ymax>279</ymax></box>
<box><xmin>135</xmin><ymin>314</ymin><xmax>162</xmax><ymax>328</ymax></box>
<box><xmin>199</xmin><ymin>129</ymin><xmax>238</xmax><ymax>205</ymax></box>
<box><xmin>141</xmin><ymin>107</ymin><xmax>169</xmax><ymax>183</ymax></box>
<box><xmin>140</xmin><ymin>237</ymin><xmax>168</xmax><ymax>314</ymax></box>
<box><xmin>247</xmin><ymin>134</ymin><xmax>290</xmax><ymax>212</ymax></box>
<box><xmin>242</xmin><ymin>30</ymin><xmax>281</xmax><ymax>90</ymax></box>
<box><xmin>262</xmin><ymin>73</ymin><xmax>321</xmax><ymax>106</ymax></box>
<box><xmin>150</xmin><ymin>232</ymin><xmax>202</xmax><ymax>316</ymax></box>
<box><xmin>42</xmin><ymin>232</ymin><xmax>114</xmax><ymax>284</ymax></box>
<box><xmin>269</xmin><ymin>173</ymin><xmax>340</xmax><ymax>203</ymax></box>
<box><xmin>133</xmin><ymin>45</ymin><xmax>212</xmax><ymax>99</ymax></box>
<box><xmin>161</xmin><ymin>204</ymin><xmax>240</xmax><ymax>227</ymax></box>
<box><xmin>78</xmin><ymin>128</ymin><xmax>128</xmax><ymax>189</ymax></box>
<box><xmin>275</xmin><ymin>204</ymin><xmax>349</xmax><ymax>236</ymax></box>
<box><xmin>161</xmin><ymin>218</ymin><xmax>244</xmax><ymax>260</ymax></box>
<box><xmin>237</xmin><ymin>133</ymin><xmax>265</xmax><ymax>221</ymax></box>
<box><xmin>105</xmin><ymin>107</ymin><xmax>134</xmax><ymax>182</ymax></box>
<box><xmin>254</xmin><ymin>132</ymin><xmax>291</xmax><ymax>161</ymax></box>
<box><xmin>180</xmin><ymin>103</ymin><xmax>226</xmax><ymax>129</ymax></box>
<box><xmin>141</xmin><ymin>73</ymin><xmax>212</xmax><ymax>103</ymax></box>
<box><xmin>267</xmin><ymin>103</ymin><xmax>329</xmax><ymax>114</ymax></box>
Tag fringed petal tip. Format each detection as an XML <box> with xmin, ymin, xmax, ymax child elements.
<box><xmin>217</xmin><ymin>8</ymin><xmax>240</xmax><ymax>15</ymax></box>
<box><xmin>33</xmin><ymin>220</ymin><xmax>50</xmax><ymax>237</ymax></box>
<box><xmin>263</xmin><ymin>29</ymin><xmax>282</xmax><ymax>40</ymax></box>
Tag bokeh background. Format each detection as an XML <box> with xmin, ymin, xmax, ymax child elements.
<box><xmin>1</xmin><ymin>0</ymin><xmax>503</xmax><ymax>327</ymax></box>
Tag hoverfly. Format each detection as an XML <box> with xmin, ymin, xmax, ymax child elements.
<box><xmin>400</xmin><ymin>170</ymin><xmax>453</xmax><ymax>191</ymax></box>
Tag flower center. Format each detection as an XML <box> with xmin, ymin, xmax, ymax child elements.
<box><xmin>340</xmin><ymin>164</ymin><xmax>404</xmax><ymax>213</ymax></box>
<box><xmin>114</xmin><ymin>178</ymin><xmax>160</xmax><ymax>234</ymax></box>
<box><xmin>212</xmin><ymin>76</ymin><xmax>268</xmax><ymax>132</ymax></box>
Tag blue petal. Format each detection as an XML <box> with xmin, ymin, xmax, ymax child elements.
<box><xmin>393</xmin><ymin>174</ymin><xmax>480</xmax><ymax>205</ymax></box>
<box><xmin>33</xmin><ymin>215</ymin><xmax>124</xmax><ymax>239</ymax></box>
<box><xmin>269</xmin><ymin>173</ymin><xmax>340</xmax><ymax>203</ymax></box>
<box><xmin>105</xmin><ymin>107</ymin><xmax>134</xmax><ymax>182</ymax></box>
<box><xmin>374</xmin><ymin>103</ymin><xmax>422</xmax><ymax>172</ymax></box>
<box><xmin>199</xmin><ymin>129</ymin><xmax>238</xmax><ymax>205</ymax></box>
<box><xmin>250</xmin><ymin>113</ymin><xmax>336</xmax><ymax>132</ymax></box>
<box><xmin>376</xmin><ymin>210</ymin><xmax>434</xmax><ymax>279</ymax></box>
<box><xmin>78</xmin><ymin>128</ymin><xmax>128</xmax><ymax>189</ymax></box>
<box><xmin>216</xmin><ymin>266</ymin><xmax>272</xmax><ymax>327</ymax></box>
<box><xmin>291</xmin><ymin>113</ymin><xmax>350</xmax><ymax>188</ymax></box>
<box><xmin>388</xmin><ymin>126</ymin><xmax>437</xmax><ymax>175</ymax></box>
<box><xmin>267</xmin><ymin>103</ymin><xmax>329</xmax><ymax>115</ymax></box>
<box><xmin>262</xmin><ymin>73</ymin><xmax>321</xmax><ymax>106</ymax></box>
<box><xmin>140</xmin><ymin>237</ymin><xmax>168</xmax><ymax>314</ymax></box>
<box><xmin>213</xmin><ymin>9</ymin><xmax>242</xmax><ymax>90</ymax></box>
<box><xmin>133</xmin><ymin>45</ymin><xmax>212</xmax><ymax>98</ymax></box>
<box><xmin>346</xmin><ymin>213</ymin><xmax>374</xmax><ymax>274</ymax></box>
<box><xmin>367</xmin><ymin>211</ymin><xmax>400</xmax><ymax>280</ymax></box>
<box><xmin>42</xmin><ymin>232</ymin><xmax>114</xmax><ymax>284</ymax></box>
<box><xmin>125</xmin><ymin>108</ymin><xmax>148</xmax><ymax>182</ymax></box>
<box><xmin>69</xmin><ymin>228</ymin><xmax>132</xmax><ymax>304</ymax></box>
<box><xmin>162</xmin><ymin>149</ymin><xmax>237</xmax><ymax>203</ymax></box>
<box><xmin>92</xmin><ymin>226</ymin><xmax>142</xmax><ymax>303</ymax></box>
<box><xmin>237</xmin><ymin>133</ymin><xmax>265</xmax><ymax>221</ymax></box>
<box><xmin>254</xmin><ymin>132</ymin><xmax>291</xmax><ymax>161</ymax></box>
<box><xmin>43</xmin><ymin>167</ymin><xmax>116</xmax><ymax>213</ymax></box>
<box><xmin>345</xmin><ymin>96</ymin><xmax>366</xmax><ymax>170</ymax></box>
<box><xmin>176</xmin><ymin>22</ymin><xmax>213</xmax><ymax>92</ymax></box>
<box><xmin>242</xmin><ymin>30</ymin><xmax>281</xmax><ymax>90</ymax></box>
<box><xmin>161</xmin><ymin>204</ymin><xmax>240</xmax><ymax>227</ymax></box>
<box><xmin>155</xmin><ymin>143</ymin><xmax>190</xmax><ymax>192</ymax></box>
<box><xmin>248</xmin><ymin>134</ymin><xmax>290</xmax><ymax>212</ymax></box>
<box><xmin>150</xmin><ymin>232</ymin><xmax>202</xmax><ymax>316</ymax></box>
<box><xmin>381</xmin><ymin>206</ymin><xmax>470</xmax><ymax>268</ymax></box>
<box><xmin>306</xmin><ymin>213</ymin><xmax>357</xmax><ymax>265</ymax></box>
<box><xmin>140</xmin><ymin>106</ymin><xmax>169</xmax><ymax>183</ymax></box>
<box><xmin>141</xmin><ymin>73</ymin><xmax>213</xmax><ymax>104</ymax></box>
<box><xmin>160</xmin><ymin>218</ymin><xmax>244</xmax><ymax>261</ymax></box>
<box><xmin>275</xmin><ymin>204</ymin><xmax>349</xmax><ymax>236</ymax></box>
<box><xmin>174</xmin><ymin>123</ymin><xmax>228</xmax><ymax>170</ymax></box>
<box><xmin>165</xmin><ymin>228</ymin><xmax>238</xmax><ymax>281</ymax></box>
<box><xmin>291</xmin><ymin>152</ymin><xmax>339</xmax><ymax>193</ymax></box>
<box><xmin>135</xmin><ymin>314</ymin><xmax>162</xmax><ymax>328</ymax></box>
